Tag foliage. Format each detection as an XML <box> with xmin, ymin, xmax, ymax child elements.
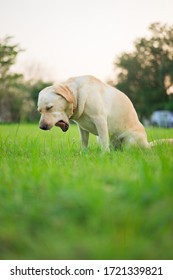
<box><xmin>0</xmin><ymin>36</ymin><xmax>51</xmax><ymax>122</ymax></box>
<box><xmin>114</xmin><ymin>22</ymin><xmax>173</xmax><ymax>119</ymax></box>
<box><xmin>0</xmin><ymin>36</ymin><xmax>21</xmax><ymax>80</ymax></box>
<box><xmin>0</xmin><ymin>36</ymin><xmax>35</xmax><ymax>122</ymax></box>
<box><xmin>0</xmin><ymin>124</ymin><xmax>173</xmax><ymax>259</ymax></box>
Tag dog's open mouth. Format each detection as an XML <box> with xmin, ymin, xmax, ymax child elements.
<box><xmin>55</xmin><ymin>120</ymin><xmax>69</xmax><ymax>132</ymax></box>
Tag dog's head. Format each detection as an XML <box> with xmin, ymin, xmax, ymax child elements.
<box><xmin>37</xmin><ymin>84</ymin><xmax>74</xmax><ymax>132</ymax></box>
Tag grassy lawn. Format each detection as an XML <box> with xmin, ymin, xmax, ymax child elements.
<box><xmin>0</xmin><ymin>123</ymin><xmax>173</xmax><ymax>260</ymax></box>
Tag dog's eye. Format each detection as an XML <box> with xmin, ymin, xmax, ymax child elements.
<box><xmin>46</xmin><ymin>106</ymin><xmax>53</xmax><ymax>111</ymax></box>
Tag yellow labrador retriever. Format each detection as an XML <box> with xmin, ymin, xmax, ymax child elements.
<box><xmin>37</xmin><ymin>75</ymin><xmax>173</xmax><ymax>151</ymax></box>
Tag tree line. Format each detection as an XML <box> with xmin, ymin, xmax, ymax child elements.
<box><xmin>0</xmin><ymin>22</ymin><xmax>173</xmax><ymax>123</ymax></box>
<box><xmin>114</xmin><ymin>22</ymin><xmax>173</xmax><ymax>119</ymax></box>
<box><xmin>0</xmin><ymin>36</ymin><xmax>51</xmax><ymax>122</ymax></box>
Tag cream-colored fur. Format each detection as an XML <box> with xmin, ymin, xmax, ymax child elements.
<box><xmin>37</xmin><ymin>75</ymin><xmax>173</xmax><ymax>151</ymax></box>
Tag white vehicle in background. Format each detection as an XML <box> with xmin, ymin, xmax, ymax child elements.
<box><xmin>150</xmin><ymin>110</ymin><xmax>173</xmax><ymax>128</ymax></box>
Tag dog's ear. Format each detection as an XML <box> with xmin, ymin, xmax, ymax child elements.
<box><xmin>54</xmin><ymin>84</ymin><xmax>74</xmax><ymax>104</ymax></box>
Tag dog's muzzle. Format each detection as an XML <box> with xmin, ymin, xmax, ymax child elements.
<box><xmin>39</xmin><ymin>123</ymin><xmax>50</xmax><ymax>130</ymax></box>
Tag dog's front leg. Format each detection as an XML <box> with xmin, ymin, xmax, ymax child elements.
<box><xmin>94</xmin><ymin>117</ymin><xmax>110</xmax><ymax>152</ymax></box>
<box><xmin>78</xmin><ymin>126</ymin><xmax>89</xmax><ymax>149</ymax></box>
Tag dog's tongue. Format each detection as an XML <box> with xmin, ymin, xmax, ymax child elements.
<box><xmin>55</xmin><ymin>120</ymin><xmax>69</xmax><ymax>132</ymax></box>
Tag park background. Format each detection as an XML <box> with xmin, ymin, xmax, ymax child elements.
<box><xmin>1</xmin><ymin>0</ymin><xmax>173</xmax><ymax>122</ymax></box>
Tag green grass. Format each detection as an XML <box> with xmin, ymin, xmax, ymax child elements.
<box><xmin>0</xmin><ymin>124</ymin><xmax>173</xmax><ymax>260</ymax></box>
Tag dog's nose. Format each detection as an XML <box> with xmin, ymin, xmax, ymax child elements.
<box><xmin>39</xmin><ymin>123</ymin><xmax>49</xmax><ymax>130</ymax></box>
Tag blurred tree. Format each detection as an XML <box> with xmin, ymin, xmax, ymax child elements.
<box><xmin>0</xmin><ymin>36</ymin><xmax>22</xmax><ymax>80</ymax></box>
<box><xmin>0</xmin><ymin>36</ymin><xmax>34</xmax><ymax>122</ymax></box>
<box><xmin>0</xmin><ymin>36</ymin><xmax>40</xmax><ymax>122</ymax></box>
<box><xmin>25</xmin><ymin>79</ymin><xmax>52</xmax><ymax>122</ymax></box>
<box><xmin>114</xmin><ymin>22</ymin><xmax>173</xmax><ymax>119</ymax></box>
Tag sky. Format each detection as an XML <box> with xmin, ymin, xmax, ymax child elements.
<box><xmin>1</xmin><ymin>0</ymin><xmax>173</xmax><ymax>82</ymax></box>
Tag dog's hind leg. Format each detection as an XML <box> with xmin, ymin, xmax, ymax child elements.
<box><xmin>120</xmin><ymin>131</ymin><xmax>150</xmax><ymax>149</ymax></box>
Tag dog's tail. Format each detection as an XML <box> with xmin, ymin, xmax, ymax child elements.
<box><xmin>149</xmin><ymin>138</ymin><xmax>173</xmax><ymax>148</ymax></box>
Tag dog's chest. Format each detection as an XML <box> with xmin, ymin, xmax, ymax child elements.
<box><xmin>76</xmin><ymin>115</ymin><xmax>98</xmax><ymax>135</ymax></box>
